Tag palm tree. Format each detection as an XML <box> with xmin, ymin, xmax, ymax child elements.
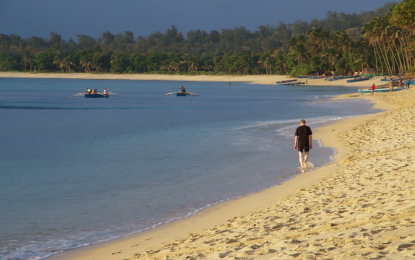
<box><xmin>53</xmin><ymin>55</ymin><xmax>63</xmax><ymax>72</ymax></box>
<box><xmin>331</xmin><ymin>31</ymin><xmax>351</xmax><ymax>52</ymax></box>
<box><xmin>271</xmin><ymin>49</ymin><xmax>289</xmax><ymax>75</ymax></box>
<box><xmin>22</xmin><ymin>51</ymin><xmax>32</xmax><ymax>71</ymax></box>
<box><xmin>289</xmin><ymin>42</ymin><xmax>309</xmax><ymax>67</ymax></box>
<box><xmin>62</xmin><ymin>56</ymin><xmax>73</xmax><ymax>72</ymax></box>
<box><xmin>322</xmin><ymin>48</ymin><xmax>339</xmax><ymax>73</ymax></box>
<box><xmin>79</xmin><ymin>55</ymin><xmax>92</xmax><ymax>73</ymax></box>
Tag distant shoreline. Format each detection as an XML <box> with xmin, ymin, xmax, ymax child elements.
<box><xmin>0</xmin><ymin>72</ymin><xmax>386</xmax><ymax>87</ymax></box>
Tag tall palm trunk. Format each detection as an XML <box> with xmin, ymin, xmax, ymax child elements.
<box><xmin>386</xmin><ymin>39</ymin><xmax>398</xmax><ymax>74</ymax></box>
<box><xmin>392</xmin><ymin>38</ymin><xmax>404</xmax><ymax>74</ymax></box>
<box><xmin>372</xmin><ymin>41</ymin><xmax>381</xmax><ymax>74</ymax></box>
<box><xmin>399</xmin><ymin>33</ymin><xmax>411</xmax><ymax>70</ymax></box>
<box><xmin>384</xmin><ymin>34</ymin><xmax>398</xmax><ymax>75</ymax></box>
<box><xmin>373</xmin><ymin>41</ymin><xmax>384</xmax><ymax>74</ymax></box>
<box><xmin>377</xmin><ymin>41</ymin><xmax>392</xmax><ymax>75</ymax></box>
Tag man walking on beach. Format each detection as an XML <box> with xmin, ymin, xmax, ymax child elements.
<box><xmin>294</xmin><ymin>119</ymin><xmax>313</xmax><ymax>168</ymax></box>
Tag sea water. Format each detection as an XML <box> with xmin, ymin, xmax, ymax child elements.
<box><xmin>0</xmin><ymin>78</ymin><xmax>381</xmax><ymax>260</ymax></box>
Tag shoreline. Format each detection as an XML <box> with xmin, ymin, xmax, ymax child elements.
<box><xmin>0</xmin><ymin>72</ymin><xmax>387</xmax><ymax>87</ymax></box>
<box><xmin>46</xmin><ymin>90</ymin><xmax>400</xmax><ymax>259</ymax></box>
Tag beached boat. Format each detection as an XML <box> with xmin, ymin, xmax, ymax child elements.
<box><xmin>276</xmin><ymin>79</ymin><xmax>297</xmax><ymax>84</ymax></box>
<box><xmin>382</xmin><ymin>78</ymin><xmax>401</xmax><ymax>82</ymax></box>
<box><xmin>279</xmin><ymin>82</ymin><xmax>306</xmax><ymax>86</ymax></box>
<box><xmin>337</xmin><ymin>76</ymin><xmax>355</xmax><ymax>79</ymax></box>
<box><xmin>367</xmin><ymin>73</ymin><xmax>388</xmax><ymax>77</ymax></box>
<box><xmin>346</xmin><ymin>77</ymin><xmax>372</xmax><ymax>83</ymax></box>
<box><xmin>358</xmin><ymin>86</ymin><xmax>405</xmax><ymax>93</ymax></box>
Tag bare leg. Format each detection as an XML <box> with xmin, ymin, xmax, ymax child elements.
<box><xmin>298</xmin><ymin>151</ymin><xmax>305</xmax><ymax>168</ymax></box>
<box><xmin>304</xmin><ymin>152</ymin><xmax>309</xmax><ymax>167</ymax></box>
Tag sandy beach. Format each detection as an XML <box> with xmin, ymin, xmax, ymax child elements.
<box><xmin>27</xmin><ymin>73</ymin><xmax>414</xmax><ymax>259</ymax></box>
<box><xmin>0</xmin><ymin>72</ymin><xmax>387</xmax><ymax>87</ymax></box>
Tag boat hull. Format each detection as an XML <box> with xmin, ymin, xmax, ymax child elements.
<box><xmin>276</xmin><ymin>79</ymin><xmax>297</xmax><ymax>84</ymax></box>
<box><xmin>347</xmin><ymin>77</ymin><xmax>371</xmax><ymax>83</ymax></box>
<box><xmin>176</xmin><ymin>92</ymin><xmax>188</xmax><ymax>96</ymax></box>
<box><xmin>279</xmin><ymin>82</ymin><xmax>305</xmax><ymax>86</ymax></box>
<box><xmin>85</xmin><ymin>93</ymin><xmax>109</xmax><ymax>98</ymax></box>
<box><xmin>358</xmin><ymin>87</ymin><xmax>405</xmax><ymax>93</ymax></box>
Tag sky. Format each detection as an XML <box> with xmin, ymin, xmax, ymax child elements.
<box><xmin>0</xmin><ymin>0</ymin><xmax>400</xmax><ymax>40</ymax></box>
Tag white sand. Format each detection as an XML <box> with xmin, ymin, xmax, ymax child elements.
<box><xmin>0</xmin><ymin>72</ymin><xmax>386</xmax><ymax>87</ymax></box>
<box><xmin>18</xmin><ymin>72</ymin><xmax>412</xmax><ymax>259</ymax></box>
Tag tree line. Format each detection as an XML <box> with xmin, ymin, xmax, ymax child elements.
<box><xmin>1</xmin><ymin>2</ymin><xmax>407</xmax><ymax>76</ymax></box>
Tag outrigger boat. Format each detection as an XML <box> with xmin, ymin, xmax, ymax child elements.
<box><xmin>276</xmin><ymin>79</ymin><xmax>297</xmax><ymax>84</ymax></box>
<box><xmin>72</xmin><ymin>91</ymin><xmax>118</xmax><ymax>98</ymax></box>
<box><xmin>279</xmin><ymin>82</ymin><xmax>306</xmax><ymax>86</ymax></box>
<box><xmin>325</xmin><ymin>76</ymin><xmax>355</xmax><ymax>81</ymax></box>
<box><xmin>346</xmin><ymin>76</ymin><xmax>372</xmax><ymax>83</ymax></box>
<box><xmin>164</xmin><ymin>92</ymin><xmax>199</xmax><ymax>96</ymax></box>
<box><xmin>381</xmin><ymin>78</ymin><xmax>401</xmax><ymax>82</ymax></box>
<box><xmin>358</xmin><ymin>84</ymin><xmax>405</xmax><ymax>93</ymax></box>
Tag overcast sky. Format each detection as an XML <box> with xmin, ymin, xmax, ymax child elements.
<box><xmin>0</xmin><ymin>0</ymin><xmax>399</xmax><ymax>40</ymax></box>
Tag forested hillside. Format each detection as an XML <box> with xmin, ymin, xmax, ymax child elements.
<box><xmin>1</xmin><ymin>1</ymin><xmax>410</xmax><ymax>76</ymax></box>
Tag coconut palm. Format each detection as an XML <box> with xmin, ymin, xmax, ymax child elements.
<box><xmin>22</xmin><ymin>51</ymin><xmax>32</xmax><ymax>71</ymax></box>
<box><xmin>289</xmin><ymin>42</ymin><xmax>309</xmax><ymax>67</ymax></box>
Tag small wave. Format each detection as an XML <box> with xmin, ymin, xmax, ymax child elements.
<box><xmin>275</xmin><ymin>114</ymin><xmax>369</xmax><ymax>137</ymax></box>
<box><xmin>232</xmin><ymin>114</ymin><xmax>367</xmax><ymax>134</ymax></box>
<box><xmin>231</xmin><ymin>118</ymin><xmax>301</xmax><ymax>131</ymax></box>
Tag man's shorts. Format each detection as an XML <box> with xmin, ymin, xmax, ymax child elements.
<box><xmin>298</xmin><ymin>145</ymin><xmax>309</xmax><ymax>152</ymax></box>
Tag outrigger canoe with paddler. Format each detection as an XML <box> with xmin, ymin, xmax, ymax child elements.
<box><xmin>165</xmin><ymin>85</ymin><xmax>199</xmax><ymax>96</ymax></box>
<box><xmin>72</xmin><ymin>88</ymin><xmax>119</xmax><ymax>98</ymax></box>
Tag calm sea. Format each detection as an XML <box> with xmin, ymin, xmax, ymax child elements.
<box><xmin>0</xmin><ymin>78</ymin><xmax>380</xmax><ymax>260</ymax></box>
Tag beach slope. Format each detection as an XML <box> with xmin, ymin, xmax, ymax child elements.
<box><xmin>122</xmin><ymin>90</ymin><xmax>415</xmax><ymax>259</ymax></box>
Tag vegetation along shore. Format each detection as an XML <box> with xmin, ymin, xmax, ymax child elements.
<box><xmin>2</xmin><ymin>2</ymin><xmax>413</xmax><ymax>78</ymax></box>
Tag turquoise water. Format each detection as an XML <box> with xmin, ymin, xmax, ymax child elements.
<box><xmin>0</xmin><ymin>78</ymin><xmax>380</xmax><ymax>260</ymax></box>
